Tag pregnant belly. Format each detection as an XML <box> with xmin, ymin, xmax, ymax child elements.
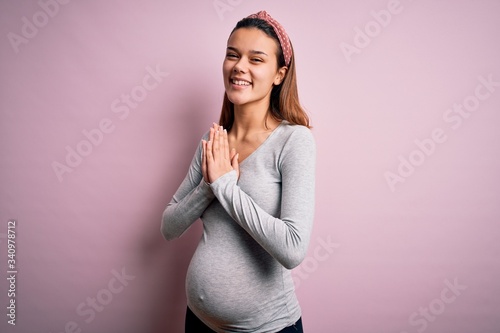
<box><xmin>185</xmin><ymin>230</ymin><xmax>295</xmax><ymax>330</ymax></box>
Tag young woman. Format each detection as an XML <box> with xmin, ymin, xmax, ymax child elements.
<box><xmin>161</xmin><ymin>10</ymin><xmax>316</xmax><ymax>333</ymax></box>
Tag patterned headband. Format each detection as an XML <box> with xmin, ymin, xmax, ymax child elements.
<box><xmin>246</xmin><ymin>11</ymin><xmax>292</xmax><ymax>66</ymax></box>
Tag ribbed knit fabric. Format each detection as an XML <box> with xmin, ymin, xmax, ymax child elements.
<box><xmin>162</xmin><ymin>121</ymin><xmax>316</xmax><ymax>332</ymax></box>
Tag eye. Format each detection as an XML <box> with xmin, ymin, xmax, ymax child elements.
<box><xmin>226</xmin><ymin>53</ymin><xmax>238</xmax><ymax>59</ymax></box>
<box><xmin>251</xmin><ymin>58</ymin><xmax>263</xmax><ymax>63</ymax></box>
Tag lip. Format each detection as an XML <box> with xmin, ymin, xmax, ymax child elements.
<box><xmin>229</xmin><ymin>77</ymin><xmax>252</xmax><ymax>88</ymax></box>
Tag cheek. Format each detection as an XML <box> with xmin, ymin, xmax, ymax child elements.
<box><xmin>222</xmin><ymin>61</ymin><xmax>232</xmax><ymax>76</ymax></box>
<box><xmin>254</xmin><ymin>68</ymin><xmax>277</xmax><ymax>86</ymax></box>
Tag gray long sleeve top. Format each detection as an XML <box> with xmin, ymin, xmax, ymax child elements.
<box><xmin>161</xmin><ymin>121</ymin><xmax>316</xmax><ymax>332</ymax></box>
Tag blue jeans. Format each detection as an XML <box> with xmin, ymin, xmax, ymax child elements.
<box><xmin>185</xmin><ymin>306</ymin><xmax>304</xmax><ymax>333</ymax></box>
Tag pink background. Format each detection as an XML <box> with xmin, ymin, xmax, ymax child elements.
<box><xmin>1</xmin><ymin>1</ymin><xmax>499</xmax><ymax>332</ymax></box>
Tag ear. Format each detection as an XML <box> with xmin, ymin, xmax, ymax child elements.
<box><xmin>274</xmin><ymin>66</ymin><xmax>288</xmax><ymax>85</ymax></box>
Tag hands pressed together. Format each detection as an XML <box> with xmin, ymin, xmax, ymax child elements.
<box><xmin>202</xmin><ymin>123</ymin><xmax>240</xmax><ymax>185</ymax></box>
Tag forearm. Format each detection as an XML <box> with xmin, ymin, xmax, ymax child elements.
<box><xmin>161</xmin><ymin>179</ymin><xmax>215</xmax><ymax>240</ymax></box>
<box><xmin>210</xmin><ymin>171</ymin><xmax>314</xmax><ymax>269</ymax></box>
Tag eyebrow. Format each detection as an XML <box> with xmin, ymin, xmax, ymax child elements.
<box><xmin>226</xmin><ymin>46</ymin><xmax>268</xmax><ymax>57</ymax></box>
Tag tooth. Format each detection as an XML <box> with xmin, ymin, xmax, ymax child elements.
<box><xmin>232</xmin><ymin>79</ymin><xmax>250</xmax><ymax>86</ymax></box>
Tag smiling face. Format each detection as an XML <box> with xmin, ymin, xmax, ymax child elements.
<box><xmin>223</xmin><ymin>27</ymin><xmax>287</xmax><ymax>109</ymax></box>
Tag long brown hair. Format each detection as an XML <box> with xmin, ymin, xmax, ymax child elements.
<box><xmin>219</xmin><ymin>17</ymin><xmax>311</xmax><ymax>130</ymax></box>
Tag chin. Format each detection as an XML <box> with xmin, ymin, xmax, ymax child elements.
<box><xmin>226</xmin><ymin>93</ymin><xmax>248</xmax><ymax>106</ymax></box>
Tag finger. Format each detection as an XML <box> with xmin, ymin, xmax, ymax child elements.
<box><xmin>201</xmin><ymin>140</ymin><xmax>207</xmax><ymax>178</ymax></box>
<box><xmin>213</xmin><ymin>127</ymin><xmax>220</xmax><ymax>157</ymax></box>
<box><xmin>230</xmin><ymin>147</ymin><xmax>236</xmax><ymax>161</ymax></box>
<box><xmin>207</xmin><ymin>128</ymin><xmax>215</xmax><ymax>162</ymax></box>
<box><xmin>202</xmin><ymin>140</ymin><xmax>206</xmax><ymax>162</ymax></box>
<box><xmin>206</xmin><ymin>137</ymin><xmax>213</xmax><ymax>163</ymax></box>
<box><xmin>202</xmin><ymin>140</ymin><xmax>207</xmax><ymax>172</ymax></box>
<box><xmin>223</xmin><ymin>128</ymin><xmax>230</xmax><ymax>161</ymax></box>
<box><xmin>209</xmin><ymin>127</ymin><xmax>215</xmax><ymax>143</ymax></box>
<box><xmin>217</xmin><ymin>126</ymin><xmax>226</xmax><ymax>161</ymax></box>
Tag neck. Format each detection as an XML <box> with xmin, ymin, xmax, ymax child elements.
<box><xmin>231</xmin><ymin>101</ymin><xmax>280</xmax><ymax>139</ymax></box>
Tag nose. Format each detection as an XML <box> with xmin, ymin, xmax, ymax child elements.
<box><xmin>233</xmin><ymin>58</ymin><xmax>248</xmax><ymax>74</ymax></box>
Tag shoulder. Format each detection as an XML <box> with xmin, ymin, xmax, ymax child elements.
<box><xmin>275</xmin><ymin>122</ymin><xmax>316</xmax><ymax>170</ymax></box>
<box><xmin>277</xmin><ymin>121</ymin><xmax>315</xmax><ymax>147</ymax></box>
<box><xmin>272</xmin><ymin>122</ymin><xmax>316</xmax><ymax>165</ymax></box>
